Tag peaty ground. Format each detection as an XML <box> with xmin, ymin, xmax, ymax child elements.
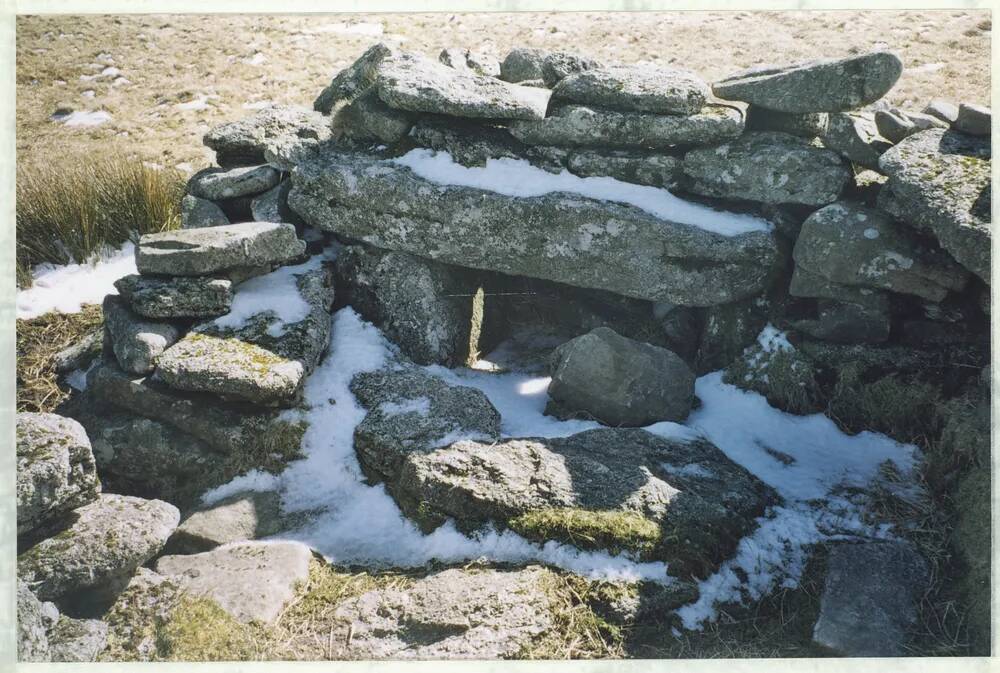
<box><xmin>16</xmin><ymin>10</ymin><xmax>991</xmax><ymax>172</ymax></box>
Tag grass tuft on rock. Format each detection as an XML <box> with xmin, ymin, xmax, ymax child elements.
<box><xmin>16</xmin><ymin>304</ymin><xmax>103</xmax><ymax>413</ymax></box>
<box><xmin>17</xmin><ymin>153</ymin><xmax>183</xmax><ymax>287</ymax></box>
<box><xmin>509</xmin><ymin>508</ymin><xmax>662</xmax><ymax>558</ymax></box>
<box><xmin>157</xmin><ymin>595</ymin><xmax>267</xmax><ymax>661</ymax></box>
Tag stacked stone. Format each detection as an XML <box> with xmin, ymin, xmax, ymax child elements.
<box><xmin>16</xmin><ymin>413</ymin><xmax>179</xmax><ymax>661</ymax></box>
<box><xmin>74</xmin><ymin>219</ymin><xmax>333</xmax><ymax>507</ymax></box>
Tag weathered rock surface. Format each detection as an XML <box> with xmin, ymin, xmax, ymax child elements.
<box><xmin>114</xmin><ymin>274</ymin><xmax>233</xmax><ymax>319</ymax></box>
<box><xmin>351</xmin><ymin>364</ymin><xmax>502</xmax><ymax>484</ymax></box>
<box><xmin>102</xmin><ymin>296</ymin><xmax>180</xmax><ymax>375</ymax></box>
<box><xmin>288</xmin><ymin>148</ymin><xmax>780</xmax><ymax>306</ymax></box>
<box><xmin>188</xmin><ymin>165</ymin><xmax>281</xmax><ymax>201</ymax></box>
<box><xmin>180</xmin><ymin>194</ymin><xmax>229</xmax><ymax>229</ymax></box>
<box><xmin>789</xmin><ymin>266</ymin><xmax>891</xmax><ymax>310</ymax></box>
<box><xmin>546</xmin><ymin>327</ymin><xmax>695</xmax><ymax>426</ymax></box>
<box><xmin>792</xmin><ymin>201</ymin><xmax>969</xmax><ymax>302</ymax></box>
<box><xmin>48</xmin><ymin>616</ymin><xmax>109</xmax><ymax>662</ymax></box>
<box><xmin>53</xmin><ymin>330</ymin><xmax>103</xmax><ymax>374</ymax></box>
<box><xmin>683</xmin><ymin>131</ymin><xmax>851</xmax><ymax>206</ymax></box>
<box><xmin>713</xmin><ymin>51</ymin><xmax>903</xmax><ymax>113</ymax></box>
<box><xmin>165</xmin><ymin>490</ymin><xmax>283</xmax><ymax>554</ymax></box>
<box><xmin>439</xmin><ymin>47</ymin><xmax>501</xmax><ymax>77</ymax></box>
<box><xmin>335</xmin><ymin>244</ymin><xmax>482</xmax><ymax>366</ymax></box>
<box><xmin>396</xmin><ymin>428</ymin><xmax>775</xmax><ymax>574</ymax></box>
<box><xmin>822</xmin><ymin>112</ymin><xmax>892</xmax><ymax>170</ymax></box>
<box><xmin>923</xmin><ymin>100</ymin><xmax>959</xmax><ymax>125</ymax></box>
<box><xmin>566</xmin><ymin>149</ymin><xmax>685</xmax><ymax>188</ymax></box>
<box><xmin>332</xmin><ymin>567</ymin><xmax>552</xmax><ymax>659</ymax></box>
<box><xmin>540</xmin><ymin>51</ymin><xmax>602</xmax><ymax>87</ymax></box>
<box><xmin>510</xmin><ymin>103</ymin><xmax>744</xmax><ymax>149</ymax></box>
<box><xmin>250</xmin><ymin>180</ymin><xmax>303</xmax><ymax>226</ymax></box>
<box><xmin>314</xmin><ymin>43</ymin><xmax>398</xmax><ymax>114</ymax></box>
<box><xmin>17</xmin><ymin>413</ymin><xmax>100</xmax><ymax>536</ymax></box>
<box><xmin>333</xmin><ymin>87</ymin><xmax>415</xmax><ymax>144</ymax></box>
<box><xmin>204</xmin><ymin>104</ymin><xmax>332</xmax><ymax>167</ymax></box>
<box><xmin>954</xmin><ymin>103</ymin><xmax>991</xmax><ymax>136</ymax></box>
<box><xmin>154</xmin><ymin>541</ymin><xmax>312</xmax><ymax>624</ymax></box>
<box><xmin>874</xmin><ymin>108</ymin><xmax>947</xmax><ymax>144</ymax></box>
<box><xmin>745</xmin><ymin>105</ymin><xmax>828</xmax><ymax>137</ymax></box>
<box><xmin>551</xmin><ymin>64</ymin><xmax>709</xmax><ymax>115</ymax></box>
<box><xmin>374</xmin><ymin>51</ymin><xmax>550</xmax><ymax>120</ymax></box>
<box><xmin>136</xmin><ymin>222</ymin><xmax>305</xmax><ymax>277</ymax></box>
<box><xmin>17</xmin><ymin>580</ymin><xmax>56</xmax><ymax>662</ymax></box>
<box><xmin>793</xmin><ymin>299</ymin><xmax>891</xmax><ymax>344</ymax></box>
<box><xmin>18</xmin><ymin>493</ymin><xmax>179</xmax><ymax>603</ymax></box>
<box><xmin>812</xmin><ymin>540</ymin><xmax>930</xmax><ymax>656</ymax></box>
<box><xmin>100</xmin><ymin>568</ymin><xmax>182</xmax><ymax>661</ymax></box>
<box><xmin>499</xmin><ymin>47</ymin><xmax>547</xmax><ymax>83</ymax></box>
<box><xmin>877</xmin><ymin>128</ymin><xmax>991</xmax><ymax>283</ymax></box>
<box><xmin>155</xmin><ymin>333</ymin><xmax>304</xmax><ymax>407</ymax></box>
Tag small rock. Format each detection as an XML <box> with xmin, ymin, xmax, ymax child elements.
<box><xmin>250</xmin><ymin>180</ymin><xmax>302</xmax><ymax>226</ymax></box>
<box><xmin>922</xmin><ymin>99</ymin><xmax>959</xmax><ymax>125</ymax></box>
<box><xmin>47</xmin><ymin>616</ymin><xmax>108</xmax><ymax>662</ymax></box>
<box><xmin>18</xmin><ymin>493</ymin><xmax>179</xmax><ymax>603</ymax></box>
<box><xmin>683</xmin><ymin>131</ymin><xmax>851</xmax><ymax>206</ymax></box>
<box><xmin>713</xmin><ymin>51</ymin><xmax>903</xmax><ymax>113</ymax></box>
<box><xmin>551</xmin><ymin>64</ymin><xmax>710</xmax><ymax>115</ymax></box>
<box><xmin>332</xmin><ymin>87</ymin><xmax>414</xmax><ymax>144</ymax></box>
<box><xmin>874</xmin><ymin>108</ymin><xmax>946</xmax><ymax>143</ymax></box>
<box><xmin>746</xmin><ymin>106</ymin><xmax>829</xmax><ymax>137</ymax></box>
<box><xmin>203</xmin><ymin>104</ymin><xmax>332</xmax><ymax>168</ymax></box>
<box><xmin>499</xmin><ymin>47</ymin><xmax>547</xmax><ymax>83</ymax></box>
<box><xmin>180</xmin><ymin>194</ymin><xmax>229</xmax><ymax>229</ymax></box>
<box><xmin>16</xmin><ymin>413</ymin><xmax>100</xmax><ymax>536</ymax></box>
<box><xmin>546</xmin><ymin>327</ymin><xmax>695</xmax><ymax>426</ymax></box>
<box><xmin>540</xmin><ymin>51</ymin><xmax>601</xmax><ymax>87</ymax></box>
<box><xmin>154</xmin><ymin>541</ymin><xmax>312</xmax><ymax>624</ymax></box>
<box><xmin>165</xmin><ymin>490</ymin><xmax>283</xmax><ymax>554</ymax></box>
<box><xmin>954</xmin><ymin>102</ymin><xmax>991</xmax><ymax>136</ymax></box>
<box><xmin>135</xmin><ymin>222</ymin><xmax>305</xmax><ymax>276</ymax></box>
<box><xmin>101</xmin><ymin>295</ymin><xmax>180</xmax><ymax>375</ymax></box>
<box><xmin>332</xmin><ymin>567</ymin><xmax>553</xmax><ymax>659</ymax></box>
<box><xmin>813</xmin><ymin>540</ymin><xmax>930</xmax><ymax>656</ymax></box>
<box><xmin>314</xmin><ymin>43</ymin><xmax>398</xmax><ymax>114</ymax></box>
<box><xmin>822</xmin><ymin>112</ymin><xmax>892</xmax><ymax>169</ymax></box>
<box><xmin>115</xmin><ymin>274</ymin><xmax>232</xmax><ymax>319</ymax></box>
<box><xmin>53</xmin><ymin>330</ymin><xmax>103</xmax><ymax>374</ymax></box>
<box><xmin>188</xmin><ymin>165</ymin><xmax>281</xmax><ymax>201</ymax></box>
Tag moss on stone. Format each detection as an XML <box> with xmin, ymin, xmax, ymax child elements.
<box><xmin>509</xmin><ymin>508</ymin><xmax>662</xmax><ymax>558</ymax></box>
<box><xmin>157</xmin><ymin>595</ymin><xmax>265</xmax><ymax>661</ymax></box>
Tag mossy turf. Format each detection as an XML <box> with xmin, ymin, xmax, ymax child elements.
<box><xmin>509</xmin><ymin>508</ymin><xmax>663</xmax><ymax>559</ymax></box>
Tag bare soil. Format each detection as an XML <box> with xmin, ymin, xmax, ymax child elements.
<box><xmin>16</xmin><ymin>11</ymin><xmax>990</xmax><ymax>172</ymax></box>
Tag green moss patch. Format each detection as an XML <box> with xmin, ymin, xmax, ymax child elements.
<box><xmin>509</xmin><ymin>508</ymin><xmax>662</xmax><ymax>558</ymax></box>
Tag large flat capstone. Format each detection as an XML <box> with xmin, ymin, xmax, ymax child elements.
<box><xmin>287</xmin><ymin>148</ymin><xmax>781</xmax><ymax>306</ymax></box>
<box><xmin>135</xmin><ymin>222</ymin><xmax>305</xmax><ymax>277</ymax></box>
<box><xmin>550</xmin><ymin>64</ymin><xmax>710</xmax><ymax>115</ymax></box>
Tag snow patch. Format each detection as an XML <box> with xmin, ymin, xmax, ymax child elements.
<box><xmin>16</xmin><ymin>243</ymin><xmax>136</xmax><ymax>319</ymax></box>
<box><xmin>53</xmin><ymin>110</ymin><xmax>112</xmax><ymax>127</ymax></box>
<box><xmin>392</xmin><ymin>149</ymin><xmax>773</xmax><ymax>237</ymax></box>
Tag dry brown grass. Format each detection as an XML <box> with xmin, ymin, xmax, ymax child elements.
<box><xmin>16</xmin><ymin>11</ymin><xmax>990</xmax><ymax>173</ymax></box>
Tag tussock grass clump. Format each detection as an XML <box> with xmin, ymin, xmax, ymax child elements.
<box><xmin>157</xmin><ymin>596</ymin><xmax>268</xmax><ymax>661</ymax></box>
<box><xmin>16</xmin><ymin>304</ymin><xmax>103</xmax><ymax>413</ymax></box>
<box><xmin>17</xmin><ymin>153</ymin><xmax>184</xmax><ymax>287</ymax></box>
<box><xmin>510</xmin><ymin>508</ymin><xmax>662</xmax><ymax>558</ymax></box>
<box><xmin>724</xmin><ymin>345</ymin><xmax>822</xmax><ymax>416</ymax></box>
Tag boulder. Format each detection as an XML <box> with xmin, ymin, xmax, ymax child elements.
<box><xmin>509</xmin><ymin>103</ymin><xmax>744</xmax><ymax>149</ymax></box>
<box><xmin>792</xmin><ymin>299</ymin><xmax>891</xmax><ymax>344</ymax></box>
<box><xmin>923</xmin><ymin>100</ymin><xmax>959</xmax><ymax>124</ymax></box>
<box><xmin>154</xmin><ymin>541</ymin><xmax>312</xmax><ymax>624</ymax></box>
<box><xmin>566</xmin><ymin>149</ymin><xmax>685</xmax><ymax>188</ymax></box>
<box><xmin>551</xmin><ymin>64</ymin><xmax>709</xmax><ymax>115</ymax></box>
<box><xmin>877</xmin><ymin>128</ymin><xmax>990</xmax><ymax>283</ymax></box>
<box><xmin>53</xmin><ymin>329</ymin><xmax>102</xmax><ymax>374</ymax></box>
<box><xmin>792</xmin><ymin>201</ymin><xmax>969</xmax><ymax>302</ymax></box>
<box><xmin>165</xmin><ymin>490</ymin><xmax>283</xmax><ymax>554</ymax></box>
<box><xmin>18</xmin><ymin>493</ymin><xmax>179</xmax><ymax>603</ymax></box>
<box><xmin>712</xmin><ymin>51</ymin><xmax>903</xmax><ymax>113</ymax></box>
<box><xmin>335</xmin><ymin>244</ymin><xmax>483</xmax><ymax>366</ymax></box>
<box><xmin>351</xmin><ymin>363</ymin><xmax>502</xmax><ymax>483</ymax></box>
<box><xmin>114</xmin><ymin>274</ymin><xmax>233</xmax><ymax>320</ymax></box>
<box><xmin>332</xmin><ymin>567</ymin><xmax>552</xmax><ymax>659</ymax></box>
<box><xmin>874</xmin><ymin>108</ymin><xmax>947</xmax><ymax>144</ymax></box>
<box><xmin>102</xmin><ymin>295</ymin><xmax>180</xmax><ymax>375</ymax></box>
<box><xmin>499</xmin><ymin>47</ymin><xmax>547</xmax><ymax>83</ymax></box>
<box><xmin>332</xmin><ymin>87</ymin><xmax>415</xmax><ymax>144</ymax></box>
<box><xmin>822</xmin><ymin>112</ymin><xmax>892</xmax><ymax>170</ymax></box>
<box><xmin>374</xmin><ymin>51</ymin><xmax>550</xmax><ymax>120</ymax></box>
<box><xmin>745</xmin><ymin>106</ymin><xmax>828</xmax><ymax>137</ymax></box>
<box><xmin>395</xmin><ymin>428</ymin><xmax>775</xmax><ymax>575</ymax></box>
<box><xmin>314</xmin><ymin>43</ymin><xmax>398</xmax><ymax>114</ymax></box>
<box><xmin>203</xmin><ymin>104</ymin><xmax>332</xmax><ymax>167</ymax></box>
<box><xmin>135</xmin><ymin>222</ymin><xmax>305</xmax><ymax>277</ymax></box>
<box><xmin>16</xmin><ymin>413</ymin><xmax>100</xmax><ymax>536</ymax></box>
<box><xmin>439</xmin><ymin>47</ymin><xmax>501</xmax><ymax>77</ymax></box>
<box><xmin>954</xmin><ymin>103</ymin><xmax>991</xmax><ymax>136</ymax></box>
<box><xmin>17</xmin><ymin>580</ymin><xmax>55</xmax><ymax>662</ymax></box>
<box><xmin>155</xmin><ymin>333</ymin><xmax>305</xmax><ymax>407</ymax></box>
<box><xmin>812</xmin><ymin>540</ymin><xmax>930</xmax><ymax>656</ymax></box>
<box><xmin>84</xmin><ymin>361</ymin><xmax>307</xmax><ymax>458</ymax></box>
<box><xmin>288</xmin><ymin>148</ymin><xmax>780</xmax><ymax>306</ymax></box>
<box><xmin>188</xmin><ymin>165</ymin><xmax>281</xmax><ymax>201</ymax></box>
<box><xmin>683</xmin><ymin>131</ymin><xmax>851</xmax><ymax>206</ymax></box>
<box><xmin>546</xmin><ymin>327</ymin><xmax>695</xmax><ymax>426</ymax></box>
<box><xmin>180</xmin><ymin>194</ymin><xmax>229</xmax><ymax>229</ymax></box>
<box><xmin>47</xmin><ymin>616</ymin><xmax>109</xmax><ymax>662</ymax></box>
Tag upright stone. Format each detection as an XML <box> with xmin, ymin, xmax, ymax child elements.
<box><xmin>954</xmin><ymin>103</ymin><xmax>991</xmax><ymax>136</ymax></box>
<box><xmin>314</xmin><ymin>43</ymin><xmax>398</xmax><ymax>114</ymax></box>
<box><xmin>180</xmin><ymin>194</ymin><xmax>229</xmax><ymax>229</ymax></box>
<box><xmin>102</xmin><ymin>296</ymin><xmax>180</xmax><ymax>375</ymax></box>
<box><xmin>712</xmin><ymin>51</ymin><xmax>903</xmax><ymax>113</ymax></box>
<box><xmin>822</xmin><ymin>112</ymin><xmax>892</xmax><ymax>170</ymax></box>
<box><xmin>136</xmin><ymin>222</ymin><xmax>305</xmax><ymax>276</ymax></box>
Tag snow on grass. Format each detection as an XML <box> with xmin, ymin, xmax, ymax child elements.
<box><xmin>392</xmin><ymin>149</ymin><xmax>773</xmax><ymax>237</ymax></box>
<box><xmin>211</xmin><ymin>253</ymin><xmax>328</xmax><ymax>337</ymax></box>
<box><xmin>52</xmin><ymin>110</ymin><xmax>112</xmax><ymax>127</ymax></box>
<box><xmin>16</xmin><ymin>242</ymin><xmax>135</xmax><ymax>319</ymax></box>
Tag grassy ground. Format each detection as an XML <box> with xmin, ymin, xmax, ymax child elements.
<box><xmin>16</xmin><ymin>11</ymin><xmax>991</xmax><ymax>174</ymax></box>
